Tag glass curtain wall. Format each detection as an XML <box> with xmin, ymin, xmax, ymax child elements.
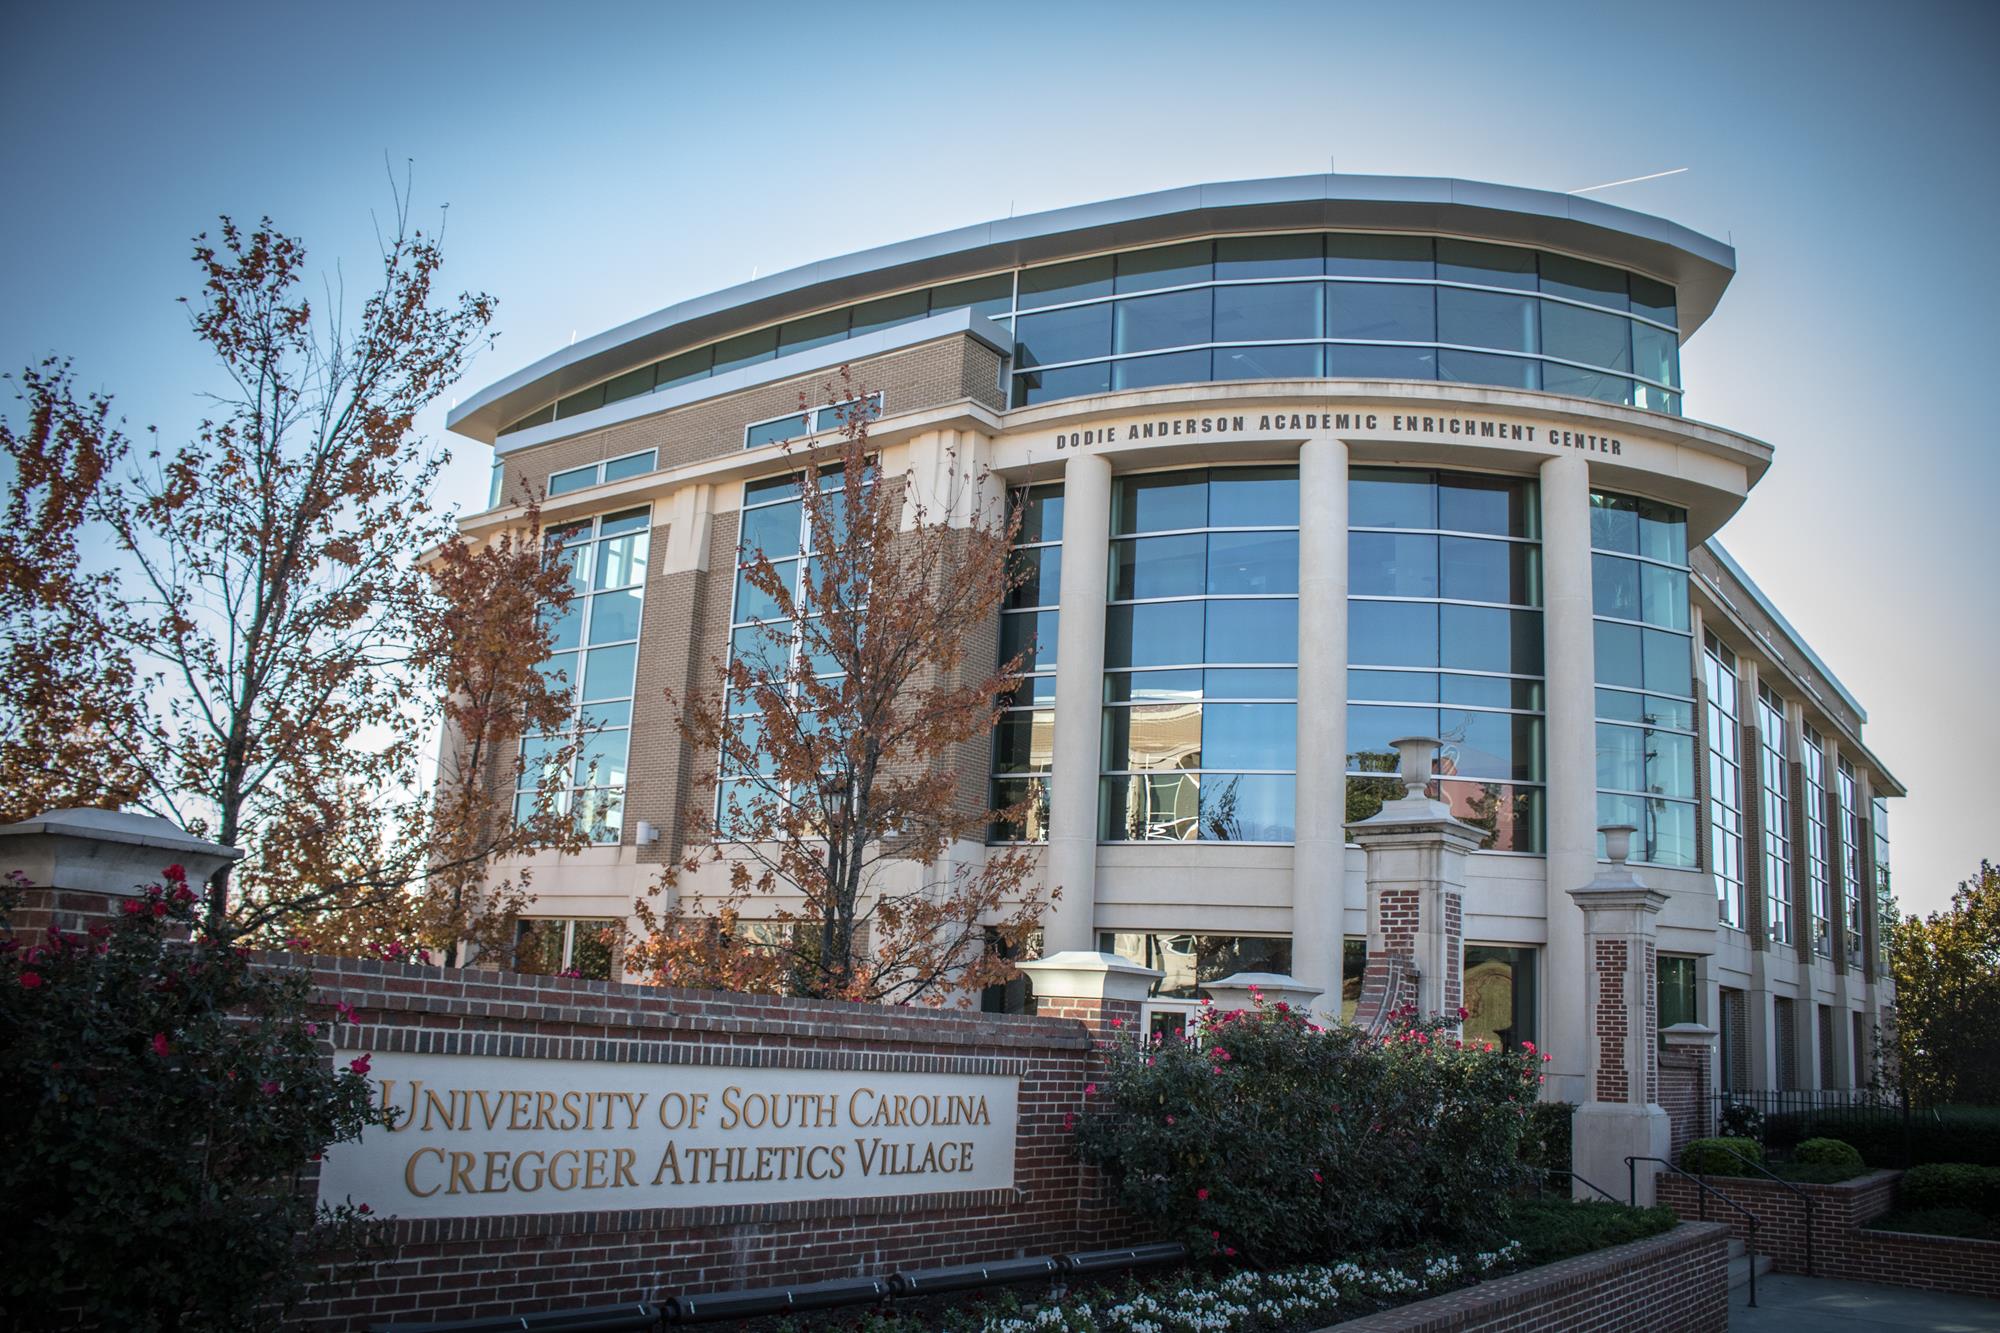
<box><xmin>1099</xmin><ymin>467</ymin><xmax>1299</xmax><ymax>843</ymax></box>
<box><xmin>1871</xmin><ymin>797</ymin><xmax>1892</xmax><ymax>967</ymax></box>
<box><xmin>1757</xmin><ymin>684</ymin><xmax>1794</xmax><ymax>946</ymax></box>
<box><xmin>991</xmin><ymin>484</ymin><xmax>1063</xmax><ymax>842</ymax></box>
<box><xmin>1803</xmin><ymin>724</ymin><xmax>1834</xmax><ymax>956</ymax></box>
<box><xmin>1838</xmin><ymin>758</ymin><xmax>1863</xmax><ymax>964</ymax></box>
<box><xmin>1703</xmin><ymin>634</ymin><xmax>1746</xmax><ymax>929</ymax></box>
<box><xmin>1589</xmin><ymin>493</ymin><xmax>1696</xmax><ymax>865</ymax></box>
<box><xmin>718</xmin><ymin>469</ymin><xmax>867</xmax><ymax>832</ymax></box>
<box><xmin>1346</xmin><ymin>469</ymin><xmax>1546</xmax><ymax>851</ymax></box>
<box><xmin>500</xmin><ymin>234</ymin><xmax>1682</xmax><ymax>436</ymax></box>
<box><xmin>518</xmin><ymin>508</ymin><xmax>649</xmax><ymax>843</ymax></box>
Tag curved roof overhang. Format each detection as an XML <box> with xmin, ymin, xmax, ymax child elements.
<box><xmin>449</xmin><ymin>174</ymin><xmax>1736</xmax><ymax>444</ymax></box>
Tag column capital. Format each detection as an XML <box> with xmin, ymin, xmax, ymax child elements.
<box><xmin>0</xmin><ymin>808</ymin><xmax>241</xmax><ymax>897</ymax></box>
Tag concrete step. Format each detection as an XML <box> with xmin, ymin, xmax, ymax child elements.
<box><xmin>1727</xmin><ymin>1238</ymin><xmax>1745</xmax><ymax>1260</ymax></box>
<box><xmin>1728</xmin><ymin>1251</ymin><xmax>1773</xmax><ymax>1292</ymax></box>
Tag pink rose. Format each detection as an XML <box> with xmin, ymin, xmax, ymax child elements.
<box><xmin>19</xmin><ymin>972</ymin><xmax>41</xmax><ymax>989</ymax></box>
<box><xmin>347</xmin><ymin>1053</ymin><xmax>373</xmax><ymax>1077</ymax></box>
<box><xmin>151</xmin><ymin>1032</ymin><xmax>169</xmax><ymax>1058</ymax></box>
<box><xmin>1197</xmin><ymin>1188</ymin><xmax>1209</xmax><ymax>1201</ymax></box>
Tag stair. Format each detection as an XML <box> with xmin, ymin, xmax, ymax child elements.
<box><xmin>1725</xmin><ymin>1238</ymin><xmax>1773</xmax><ymax>1293</ymax></box>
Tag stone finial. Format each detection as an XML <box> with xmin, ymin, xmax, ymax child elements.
<box><xmin>1390</xmin><ymin>736</ymin><xmax>1440</xmax><ymax>799</ymax></box>
<box><xmin>1601</xmin><ymin>823</ymin><xmax>1637</xmax><ymax>866</ymax></box>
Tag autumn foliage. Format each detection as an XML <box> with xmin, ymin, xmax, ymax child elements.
<box><xmin>633</xmin><ymin>375</ymin><xmax>1051</xmax><ymax>1006</ymax></box>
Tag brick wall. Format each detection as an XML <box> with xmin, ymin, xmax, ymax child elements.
<box><xmin>1657</xmin><ymin>1169</ymin><xmax>2000</xmax><ymax>1300</ymax></box>
<box><xmin>284</xmin><ymin>956</ymin><xmax>1133</xmax><ymax>1329</ymax></box>
<box><xmin>1327</xmin><ymin>1220</ymin><xmax>1730</xmax><ymax>1332</ymax></box>
<box><xmin>1659</xmin><ymin>1045</ymin><xmax>1711</xmax><ymax>1156</ymax></box>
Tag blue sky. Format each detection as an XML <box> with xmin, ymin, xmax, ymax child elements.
<box><xmin>4</xmin><ymin>0</ymin><xmax>1993</xmax><ymax>915</ymax></box>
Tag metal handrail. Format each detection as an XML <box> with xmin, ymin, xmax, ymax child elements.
<box><xmin>1699</xmin><ymin>1144</ymin><xmax>1816</xmax><ymax>1277</ymax></box>
<box><xmin>1528</xmin><ymin>1165</ymin><xmax>1620</xmax><ymax>1203</ymax></box>
<box><xmin>1628</xmin><ymin>1155</ymin><xmax>1759</xmax><ymax>1309</ymax></box>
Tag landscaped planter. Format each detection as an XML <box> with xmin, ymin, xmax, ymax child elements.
<box><xmin>1317</xmin><ymin>1221</ymin><xmax>1730</xmax><ymax>1332</ymax></box>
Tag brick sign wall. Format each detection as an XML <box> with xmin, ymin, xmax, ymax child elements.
<box><xmin>289</xmin><ymin>956</ymin><xmax>1129</xmax><ymax>1329</ymax></box>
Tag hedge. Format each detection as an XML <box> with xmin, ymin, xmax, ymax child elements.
<box><xmin>1898</xmin><ymin>1162</ymin><xmax>2000</xmax><ymax>1215</ymax></box>
<box><xmin>1764</xmin><ymin>1105</ymin><xmax>2000</xmax><ymax>1167</ymax></box>
<box><xmin>1680</xmin><ymin>1137</ymin><xmax>1763</xmax><ymax>1176</ymax></box>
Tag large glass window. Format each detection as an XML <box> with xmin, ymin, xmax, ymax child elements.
<box><xmin>1871</xmin><ymin>796</ymin><xmax>1892</xmax><ymax>968</ymax></box>
<box><xmin>1838</xmin><ymin>758</ymin><xmax>1863</xmax><ymax>965</ymax></box>
<box><xmin>518</xmin><ymin>510</ymin><xmax>649</xmax><ymax>845</ymax></box>
<box><xmin>1803</xmin><ymin>724</ymin><xmax>1833</xmax><ymax>956</ymax></box>
<box><xmin>513</xmin><ymin>917</ymin><xmax>619</xmax><ymax>980</ymax></box>
<box><xmin>718</xmin><ymin>469</ymin><xmax>869</xmax><ymax>833</ymax></box>
<box><xmin>1463</xmin><ymin>945</ymin><xmax>1537</xmax><ymax>1050</ymax></box>
<box><xmin>1591</xmin><ymin>493</ymin><xmax>1695</xmax><ymax>867</ymax></box>
<box><xmin>1348</xmin><ymin>470</ymin><xmax>1545</xmax><ymax>852</ymax></box>
<box><xmin>1757</xmin><ymin>685</ymin><xmax>1794</xmax><ymax>947</ymax></box>
<box><xmin>500</xmin><ymin>232</ymin><xmax>1687</xmax><ymax>436</ymax></box>
<box><xmin>1704</xmin><ymin>634</ymin><xmax>1745</xmax><ymax>930</ymax></box>
<box><xmin>1100</xmin><ymin>931</ymin><xmax>1292</xmax><ymax>1001</ymax></box>
<box><xmin>1101</xmin><ymin>468</ymin><xmax>1298</xmax><ymax>843</ymax></box>
<box><xmin>1658</xmin><ymin>954</ymin><xmax>1698</xmax><ymax>1038</ymax></box>
<box><xmin>991</xmin><ymin>484</ymin><xmax>1062</xmax><ymax>843</ymax></box>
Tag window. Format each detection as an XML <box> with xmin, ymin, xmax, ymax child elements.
<box><xmin>1757</xmin><ymin>685</ymin><xmax>1794</xmax><ymax>946</ymax></box>
<box><xmin>719</xmin><ymin>467</ymin><xmax>871</xmax><ymax>834</ymax></box>
<box><xmin>546</xmin><ymin>450</ymin><xmax>656</xmax><ymax>497</ymax></box>
<box><xmin>991</xmin><ymin>484</ymin><xmax>1062</xmax><ymax>843</ymax></box>
<box><xmin>1591</xmin><ymin>493</ymin><xmax>1695</xmax><ymax>867</ymax></box>
<box><xmin>514</xmin><ymin>917</ymin><xmax>619</xmax><ymax>980</ymax></box>
<box><xmin>1658</xmin><ymin>954</ymin><xmax>1698</xmax><ymax>1038</ymax></box>
<box><xmin>498</xmin><ymin>234</ymin><xmax>1685</xmax><ymax>437</ymax></box>
<box><xmin>1100</xmin><ymin>932</ymin><xmax>1292</xmax><ymax>999</ymax></box>
<box><xmin>743</xmin><ymin>395</ymin><xmax>883</xmax><ymax>450</ymax></box>
<box><xmin>1463</xmin><ymin>946</ymin><xmax>1537</xmax><ymax>1051</ymax></box>
<box><xmin>1348</xmin><ymin>470</ymin><xmax>1545</xmax><ymax>852</ymax></box>
<box><xmin>1871</xmin><ymin>796</ymin><xmax>1892</xmax><ymax>967</ymax></box>
<box><xmin>1838</xmin><ymin>758</ymin><xmax>1863</xmax><ymax>964</ymax></box>
<box><xmin>1704</xmin><ymin>634</ymin><xmax>1745</xmax><ymax>929</ymax></box>
<box><xmin>1101</xmin><ymin>468</ymin><xmax>1298</xmax><ymax>843</ymax></box>
<box><xmin>1803</xmin><ymin>725</ymin><xmax>1833</xmax><ymax>956</ymax></box>
<box><xmin>518</xmin><ymin>509</ymin><xmax>649</xmax><ymax>844</ymax></box>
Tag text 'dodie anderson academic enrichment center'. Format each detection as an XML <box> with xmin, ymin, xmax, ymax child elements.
<box><xmin>445</xmin><ymin>174</ymin><xmax>1900</xmax><ymax>1107</ymax></box>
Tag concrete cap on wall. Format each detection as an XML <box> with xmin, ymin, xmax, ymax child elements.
<box><xmin>0</xmin><ymin>807</ymin><xmax>242</xmax><ymax>897</ymax></box>
<box><xmin>1018</xmin><ymin>950</ymin><xmax>1163</xmax><ymax>1004</ymax></box>
<box><xmin>1204</xmin><ymin>972</ymin><xmax>1326</xmax><ymax>1013</ymax></box>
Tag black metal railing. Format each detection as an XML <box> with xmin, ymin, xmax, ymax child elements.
<box><xmin>1712</xmin><ymin>1087</ymin><xmax>1913</xmax><ymax>1164</ymax></box>
<box><xmin>1697</xmin><ymin>1143</ymin><xmax>1815</xmax><ymax>1277</ymax></box>
<box><xmin>1527</xmin><ymin>1165</ymin><xmax>1620</xmax><ymax>1203</ymax></box>
<box><xmin>1628</xmin><ymin>1155</ymin><xmax>1760</xmax><ymax>1309</ymax></box>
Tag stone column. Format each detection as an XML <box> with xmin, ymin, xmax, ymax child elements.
<box><xmin>1043</xmin><ymin>451</ymin><xmax>1112</xmax><ymax>955</ymax></box>
<box><xmin>1293</xmin><ymin>435</ymin><xmax>1349</xmax><ymax>1020</ymax></box>
<box><xmin>1539</xmin><ymin>453</ymin><xmax>1596</xmax><ymax>1103</ymax></box>
<box><xmin>1346</xmin><ymin>737</ymin><xmax>1482</xmax><ymax>1031</ymax></box>
<box><xmin>0</xmin><ymin>808</ymin><xmax>242</xmax><ymax>944</ymax></box>
<box><xmin>1569</xmin><ymin>824</ymin><xmax>1673</xmax><ymax>1204</ymax></box>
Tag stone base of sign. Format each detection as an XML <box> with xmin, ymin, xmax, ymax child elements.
<box><xmin>1572</xmin><ymin>1103</ymin><xmax>1672</xmax><ymax>1205</ymax></box>
<box><xmin>284</xmin><ymin>954</ymin><xmax>1139</xmax><ymax>1329</ymax></box>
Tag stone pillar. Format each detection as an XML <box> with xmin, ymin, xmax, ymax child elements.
<box><xmin>1346</xmin><ymin>737</ymin><xmax>1481</xmax><ymax>1032</ymax></box>
<box><xmin>0</xmin><ymin>808</ymin><xmax>242</xmax><ymax>944</ymax></box>
<box><xmin>1539</xmin><ymin>453</ymin><xmax>1595</xmax><ymax>1103</ymax></box>
<box><xmin>1205</xmin><ymin>971</ymin><xmax>1324</xmax><ymax>1014</ymax></box>
<box><xmin>1569</xmin><ymin>824</ymin><xmax>1673</xmax><ymax>1204</ymax></box>
<box><xmin>1292</xmin><ymin>435</ymin><xmax>1349</xmax><ymax>1020</ymax></box>
<box><xmin>1019</xmin><ymin>949</ymin><xmax>1162</xmax><ymax>1045</ymax></box>
<box><xmin>1043</xmin><ymin>451</ymin><xmax>1112</xmax><ymax>955</ymax></box>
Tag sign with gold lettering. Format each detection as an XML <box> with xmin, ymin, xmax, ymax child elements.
<box><xmin>316</xmin><ymin>1052</ymin><xmax>1018</xmax><ymax>1219</ymax></box>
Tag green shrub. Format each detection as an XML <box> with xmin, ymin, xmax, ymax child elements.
<box><xmin>1680</xmin><ymin>1137</ymin><xmax>1763</xmax><ymax>1175</ymax></box>
<box><xmin>1074</xmin><ymin>1001</ymin><xmax>1545</xmax><ymax>1265</ymax></box>
<box><xmin>1869</xmin><ymin>1207</ymin><xmax>2000</xmax><ymax>1241</ymax></box>
<box><xmin>1766</xmin><ymin>1105</ymin><xmax>2000</xmax><ymax>1167</ymax></box>
<box><xmin>0</xmin><ymin>871</ymin><xmax>383</xmax><ymax>1329</ymax></box>
<box><xmin>1717</xmin><ymin>1100</ymin><xmax>1766</xmax><ymax>1140</ymax></box>
<box><xmin>1505</xmin><ymin>1198</ymin><xmax>1677</xmax><ymax>1266</ymax></box>
<box><xmin>1795</xmin><ymin>1137</ymin><xmax>1864</xmax><ymax>1168</ymax></box>
<box><xmin>1899</xmin><ymin>1162</ymin><xmax>2000</xmax><ymax>1215</ymax></box>
<box><xmin>1519</xmin><ymin>1100</ymin><xmax>1575</xmax><ymax>1173</ymax></box>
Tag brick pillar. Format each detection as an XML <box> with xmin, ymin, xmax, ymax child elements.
<box><xmin>1346</xmin><ymin>737</ymin><xmax>1481</xmax><ymax>1035</ymax></box>
<box><xmin>1570</xmin><ymin>824</ymin><xmax>1673</xmax><ymax>1204</ymax></box>
<box><xmin>1</xmin><ymin>808</ymin><xmax>241</xmax><ymax>945</ymax></box>
<box><xmin>1659</xmin><ymin>1022</ymin><xmax>1720</xmax><ymax>1156</ymax></box>
<box><xmin>1018</xmin><ymin>950</ymin><xmax>1163</xmax><ymax>1249</ymax></box>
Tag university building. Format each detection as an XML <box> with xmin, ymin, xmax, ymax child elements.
<box><xmin>446</xmin><ymin>175</ymin><xmax>1899</xmax><ymax>1104</ymax></box>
